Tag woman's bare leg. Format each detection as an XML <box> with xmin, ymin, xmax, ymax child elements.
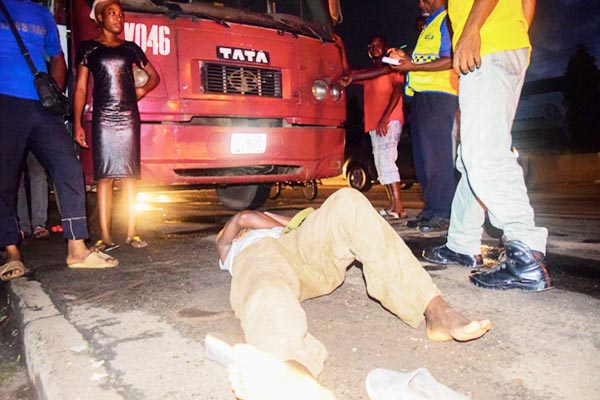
<box><xmin>121</xmin><ymin>178</ymin><xmax>138</xmax><ymax>239</ymax></box>
<box><xmin>97</xmin><ymin>178</ymin><xmax>114</xmax><ymax>244</ymax></box>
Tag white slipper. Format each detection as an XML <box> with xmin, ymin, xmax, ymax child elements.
<box><xmin>365</xmin><ymin>368</ymin><xmax>468</xmax><ymax>400</ymax></box>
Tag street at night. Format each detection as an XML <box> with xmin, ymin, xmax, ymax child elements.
<box><xmin>2</xmin><ymin>179</ymin><xmax>599</xmax><ymax>399</ymax></box>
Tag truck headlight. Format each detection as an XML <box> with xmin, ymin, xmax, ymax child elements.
<box><xmin>312</xmin><ymin>80</ymin><xmax>328</xmax><ymax>101</ymax></box>
<box><xmin>330</xmin><ymin>84</ymin><xmax>342</xmax><ymax>102</ymax></box>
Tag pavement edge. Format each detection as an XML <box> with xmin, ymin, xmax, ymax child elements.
<box><xmin>8</xmin><ymin>278</ymin><xmax>123</xmax><ymax>400</ymax></box>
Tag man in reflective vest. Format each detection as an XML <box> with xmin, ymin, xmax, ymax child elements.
<box><xmin>389</xmin><ymin>0</ymin><xmax>459</xmax><ymax>233</ymax></box>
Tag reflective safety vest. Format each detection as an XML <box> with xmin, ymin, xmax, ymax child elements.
<box><xmin>405</xmin><ymin>10</ymin><xmax>458</xmax><ymax>96</ymax></box>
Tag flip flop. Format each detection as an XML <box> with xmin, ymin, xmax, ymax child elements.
<box><xmin>32</xmin><ymin>226</ymin><xmax>50</xmax><ymax>240</ymax></box>
<box><xmin>365</xmin><ymin>367</ymin><xmax>469</xmax><ymax>400</ymax></box>
<box><xmin>93</xmin><ymin>240</ymin><xmax>120</xmax><ymax>252</ymax></box>
<box><xmin>126</xmin><ymin>235</ymin><xmax>148</xmax><ymax>248</ymax></box>
<box><xmin>67</xmin><ymin>251</ymin><xmax>119</xmax><ymax>269</ymax></box>
<box><xmin>1</xmin><ymin>260</ymin><xmax>30</xmax><ymax>281</ymax></box>
<box><xmin>378</xmin><ymin>209</ymin><xmax>408</xmax><ymax>220</ymax></box>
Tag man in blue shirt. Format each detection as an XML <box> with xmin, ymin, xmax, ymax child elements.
<box><xmin>0</xmin><ymin>0</ymin><xmax>118</xmax><ymax>280</ymax></box>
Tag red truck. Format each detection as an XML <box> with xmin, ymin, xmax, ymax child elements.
<box><xmin>67</xmin><ymin>0</ymin><xmax>346</xmax><ymax>209</ymax></box>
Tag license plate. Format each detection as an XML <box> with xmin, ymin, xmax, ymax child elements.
<box><xmin>230</xmin><ymin>133</ymin><xmax>267</xmax><ymax>154</ymax></box>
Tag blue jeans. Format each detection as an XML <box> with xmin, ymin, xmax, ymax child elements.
<box><xmin>0</xmin><ymin>94</ymin><xmax>88</xmax><ymax>247</ymax></box>
<box><xmin>17</xmin><ymin>152</ymin><xmax>49</xmax><ymax>234</ymax></box>
<box><xmin>411</xmin><ymin>92</ymin><xmax>458</xmax><ymax>219</ymax></box>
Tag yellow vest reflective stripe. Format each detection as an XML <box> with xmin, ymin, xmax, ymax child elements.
<box><xmin>406</xmin><ymin>10</ymin><xmax>458</xmax><ymax>96</ymax></box>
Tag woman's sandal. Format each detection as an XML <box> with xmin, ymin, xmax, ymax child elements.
<box><xmin>126</xmin><ymin>235</ymin><xmax>148</xmax><ymax>249</ymax></box>
<box><xmin>32</xmin><ymin>226</ymin><xmax>50</xmax><ymax>240</ymax></box>
<box><xmin>93</xmin><ymin>240</ymin><xmax>120</xmax><ymax>252</ymax></box>
<box><xmin>378</xmin><ymin>209</ymin><xmax>409</xmax><ymax>220</ymax></box>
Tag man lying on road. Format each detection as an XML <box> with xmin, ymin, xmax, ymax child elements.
<box><xmin>215</xmin><ymin>188</ymin><xmax>491</xmax><ymax>400</ymax></box>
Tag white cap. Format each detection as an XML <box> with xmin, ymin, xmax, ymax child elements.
<box><xmin>89</xmin><ymin>0</ymin><xmax>116</xmax><ymax>23</ymax></box>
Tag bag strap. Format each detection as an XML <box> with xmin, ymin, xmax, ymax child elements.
<box><xmin>0</xmin><ymin>0</ymin><xmax>39</xmax><ymax>75</ymax></box>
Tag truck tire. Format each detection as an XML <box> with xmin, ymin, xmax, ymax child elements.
<box><xmin>301</xmin><ymin>180</ymin><xmax>318</xmax><ymax>201</ymax></box>
<box><xmin>216</xmin><ymin>184</ymin><xmax>271</xmax><ymax>210</ymax></box>
<box><xmin>268</xmin><ymin>183</ymin><xmax>282</xmax><ymax>200</ymax></box>
<box><xmin>346</xmin><ymin>164</ymin><xmax>371</xmax><ymax>192</ymax></box>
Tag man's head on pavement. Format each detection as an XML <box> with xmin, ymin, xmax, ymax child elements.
<box><xmin>368</xmin><ymin>35</ymin><xmax>388</xmax><ymax>60</ymax></box>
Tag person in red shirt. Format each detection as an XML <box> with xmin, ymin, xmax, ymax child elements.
<box><xmin>336</xmin><ymin>34</ymin><xmax>407</xmax><ymax>219</ymax></box>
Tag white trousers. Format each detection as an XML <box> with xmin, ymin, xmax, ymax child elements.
<box><xmin>447</xmin><ymin>49</ymin><xmax>547</xmax><ymax>255</ymax></box>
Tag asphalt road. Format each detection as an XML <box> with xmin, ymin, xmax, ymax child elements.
<box><xmin>1</xmin><ymin>179</ymin><xmax>599</xmax><ymax>399</ymax></box>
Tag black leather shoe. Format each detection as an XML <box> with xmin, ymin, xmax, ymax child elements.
<box><xmin>418</xmin><ymin>217</ymin><xmax>449</xmax><ymax>233</ymax></box>
<box><xmin>469</xmin><ymin>240</ymin><xmax>552</xmax><ymax>292</ymax></box>
<box><xmin>407</xmin><ymin>212</ymin><xmax>426</xmax><ymax>228</ymax></box>
<box><xmin>422</xmin><ymin>245</ymin><xmax>483</xmax><ymax>268</ymax></box>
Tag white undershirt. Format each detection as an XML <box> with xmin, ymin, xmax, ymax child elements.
<box><xmin>219</xmin><ymin>227</ymin><xmax>284</xmax><ymax>275</ymax></box>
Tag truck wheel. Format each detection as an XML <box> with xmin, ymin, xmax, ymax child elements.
<box><xmin>301</xmin><ymin>180</ymin><xmax>318</xmax><ymax>201</ymax></box>
<box><xmin>347</xmin><ymin>164</ymin><xmax>371</xmax><ymax>192</ymax></box>
<box><xmin>268</xmin><ymin>183</ymin><xmax>282</xmax><ymax>200</ymax></box>
<box><xmin>216</xmin><ymin>184</ymin><xmax>271</xmax><ymax>210</ymax></box>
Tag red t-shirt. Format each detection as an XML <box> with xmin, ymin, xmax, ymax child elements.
<box><xmin>362</xmin><ymin>72</ymin><xmax>405</xmax><ymax>132</ymax></box>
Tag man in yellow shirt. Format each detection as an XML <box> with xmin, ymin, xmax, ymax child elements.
<box><xmin>423</xmin><ymin>0</ymin><xmax>552</xmax><ymax>292</ymax></box>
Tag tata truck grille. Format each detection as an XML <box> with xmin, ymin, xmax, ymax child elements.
<box><xmin>201</xmin><ymin>63</ymin><xmax>282</xmax><ymax>98</ymax></box>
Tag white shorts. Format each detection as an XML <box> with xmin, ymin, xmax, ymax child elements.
<box><xmin>369</xmin><ymin>120</ymin><xmax>402</xmax><ymax>185</ymax></box>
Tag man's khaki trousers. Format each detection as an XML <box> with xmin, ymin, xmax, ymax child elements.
<box><xmin>230</xmin><ymin>188</ymin><xmax>441</xmax><ymax>376</ymax></box>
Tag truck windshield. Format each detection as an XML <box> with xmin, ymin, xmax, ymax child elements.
<box><xmin>119</xmin><ymin>0</ymin><xmax>333</xmax><ymax>40</ymax></box>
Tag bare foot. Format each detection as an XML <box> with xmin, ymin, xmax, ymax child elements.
<box><xmin>228</xmin><ymin>344</ymin><xmax>336</xmax><ymax>400</ymax></box>
<box><xmin>424</xmin><ymin>296</ymin><xmax>491</xmax><ymax>342</ymax></box>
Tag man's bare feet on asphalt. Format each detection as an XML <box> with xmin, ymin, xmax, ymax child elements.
<box><xmin>424</xmin><ymin>296</ymin><xmax>491</xmax><ymax>342</ymax></box>
<box><xmin>228</xmin><ymin>344</ymin><xmax>336</xmax><ymax>400</ymax></box>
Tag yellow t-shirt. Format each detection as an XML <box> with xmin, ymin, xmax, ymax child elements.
<box><xmin>448</xmin><ymin>0</ymin><xmax>531</xmax><ymax>56</ymax></box>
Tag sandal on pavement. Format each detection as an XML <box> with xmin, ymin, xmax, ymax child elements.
<box><xmin>67</xmin><ymin>251</ymin><xmax>119</xmax><ymax>269</ymax></box>
<box><xmin>93</xmin><ymin>240</ymin><xmax>120</xmax><ymax>252</ymax></box>
<box><xmin>126</xmin><ymin>235</ymin><xmax>148</xmax><ymax>249</ymax></box>
<box><xmin>32</xmin><ymin>226</ymin><xmax>50</xmax><ymax>240</ymax></box>
<box><xmin>1</xmin><ymin>260</ymin><xmax>30</xmax><ymax>281</ymax></box>
<box><xmin>378</xmin><ymin>209</ymin><xmax>408</xmax><ymax>220</ymax></box>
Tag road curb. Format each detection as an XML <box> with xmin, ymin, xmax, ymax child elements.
<box><xmin>9</xmin><ymin>279</ymin><xmax>123</xmax><ymax>400</ymax></box>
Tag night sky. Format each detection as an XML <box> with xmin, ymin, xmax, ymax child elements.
<box><xmin>335</xmin><ymin>0</ymin><xmax>600</xmax><ymax>81</ymax></box>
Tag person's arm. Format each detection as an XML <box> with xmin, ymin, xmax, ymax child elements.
<box><xmin>351</xmin><ymin>65</ymin><xmax>395</xmax><ymax>82</ymax></box>
<box><xmin>135</xmin><ymin>61</ymin><xmax>160</xmax><ymax>100</ymax></box>
<box><xmin>49</xmin><ymin>53</ymin><xmax>67</xmax><ymax>91</ymax></box>
<box><xmin>390</xmin><ymin>56</ymin><xmax>452</xmax><ymax>73</ymax></box>
<box><xmin>73</xmin><ymin>65</ymin><xmax>90</xmax><ymax>148</ymax></box>
<box><xmin>376</xmin><ymin>75</ymin><xmax>404</xmax><ymax>135</ymax></box>
<box><xmin>215</xmin><ymin>210</ymin><xmax>287</xmax><ymax>262</ymax></box>
<box><xmin>522</xmin><ymin>0</ymin><xmax>536</xmax><ymax>28</ymax></box>
<box><xmin>452</xmin><ymin>0</ymin><xmax>499</xmax><ymax>75</ymax></box>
